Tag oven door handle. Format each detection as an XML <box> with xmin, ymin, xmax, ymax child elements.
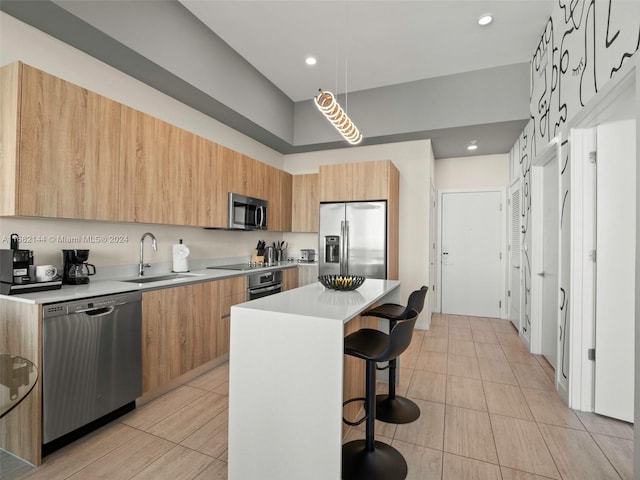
<box><xmin>249</xmin><ymin>284</ymin><xmax>281</xmax><ymax>295</ymax></box>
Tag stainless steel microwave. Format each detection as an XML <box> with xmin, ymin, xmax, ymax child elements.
<box><xmin>228</xmin><ymin>193</ymin><xmax>268</xmax><ymax>230</ymax></box>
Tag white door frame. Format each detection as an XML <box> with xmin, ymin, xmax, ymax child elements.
<box><xmin>437</xmin><ymin>187</ymin><xmax>507</xmax><ymax>319</ymax></box>
<box><xmin>569</xmin><ymin>126</ymin><xmax>597</xmax><ymax>412</ymax></box>
<box><xmin>530</xmin><ymin>137</ymin><xmax>562</xmax><ymax>372</ymax></box>
<box><xmin>508</xmin><ymin>177</ymin><xmax>523</xmax><ymax>333</ymax></box>
<box><xmin>430</xmin><ymin>182</ymin><xmax>437</xmax><ymax>317</ymax></box>
<box><xmin>567</xmin><ymin>61</ymin><xmax>637</xmax><ymax>412</ymax></box>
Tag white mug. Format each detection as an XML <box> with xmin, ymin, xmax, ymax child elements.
<box><xmin>35</xmin><ymin>265</ymin><xmax>57</xmax><ymax>282</ymax></box>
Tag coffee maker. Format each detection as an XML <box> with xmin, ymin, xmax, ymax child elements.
<box><xmin>1</xmin><ymin>233</ymin><xmax>61</xmax><ymax>295</ymax></box>
<box><xmin>62</xmin><ymin>249</ymin><xmax>96</xmax><ymax>285</ymax></box>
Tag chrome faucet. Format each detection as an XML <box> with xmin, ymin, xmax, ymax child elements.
<box><xmin>139</xmin><ymin>232</ymin><xmax>158</xmax><ymax>276</ymax></box>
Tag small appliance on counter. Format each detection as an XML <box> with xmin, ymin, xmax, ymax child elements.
<box><xmin>0</xmin><ymin>233</ymin><xmax>61</xmax><ymax>295</ymax></box>
<box><xmin>62</xmin><ymin>249</ymin><xmax>96</xmax><ymax>285</ymax></box>
<box><xmin>299</xmin><ymin>249</ymin><xmax>316</xmax><ymax>263</ymax></box>
<box><xmin>172</xmin><ymin>239</ymin><xmax>190</xmax><ymax>272</ymax></box>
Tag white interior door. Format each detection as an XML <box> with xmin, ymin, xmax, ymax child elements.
<box><xmin>541</xmin><ymin>155</ymin><xmax>559</xmax><ymax>369</ymax></box>
<box><xmin>594</xmin><ymin>119</ymin><xmax>636</xmax><ymax>423</ymax></box>
<box><xmin>509</xmin><ymin>180</ymin><xmax>522</xmax><ymax>331</ymax></box>
<box><xmin>440</xmin><ymin>191</ymin><xmax>503</xmax><ymax>318</ymax></box>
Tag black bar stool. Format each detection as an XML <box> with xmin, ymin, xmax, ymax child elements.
<box><xmin>361</xmin><ymin>286</ymin><xmax>428</xmax><ymax>424</ymax></box>
<box><xmin>342</xmin><ymin>309</ymin><xmax>418</xmax><ymax>480</ymax></box>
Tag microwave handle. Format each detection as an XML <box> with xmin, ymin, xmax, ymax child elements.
<box><xmin>258</xmin><ymin>206</ymin><xmax>265</xmax><ymax>227</ymax></box>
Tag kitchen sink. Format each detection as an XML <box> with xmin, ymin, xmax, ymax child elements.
<box><xmin>122</xmin><ymin>273</ymin><xmax>205</xmax><ymax>284</ymax></box>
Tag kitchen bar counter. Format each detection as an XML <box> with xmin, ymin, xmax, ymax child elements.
<box><xmin>228</xmin><ymin>279</ymin><xmax>401</xmax><ymax>480</ymax></box>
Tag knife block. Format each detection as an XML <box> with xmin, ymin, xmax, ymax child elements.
<box><xmin>251</xmin><ymin>250</ymin><xmax>264</xmax><ymax>264</ymax></box>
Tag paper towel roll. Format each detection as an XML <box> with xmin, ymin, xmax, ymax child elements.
<box><xmin>172</xmin><ymin>240</ymin><xmax>190</xmax><ymax>272</ymax></box>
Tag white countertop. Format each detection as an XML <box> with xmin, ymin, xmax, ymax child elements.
<box><xmin>235</xmin><ymin>278</ymin><xmax>400</xmax><ymax>323</ymax></box>
<box><xmin>0</xmin><ymin>262</ymin><xmax>297</xmax><ymax>304</ymax></box>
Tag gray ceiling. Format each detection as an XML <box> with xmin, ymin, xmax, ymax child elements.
<box><xmin>0</xmin><ymin>0</ymin><xmax>555</xmax><ymax>158</ymax></box>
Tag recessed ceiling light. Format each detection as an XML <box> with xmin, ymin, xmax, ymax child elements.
<box><xmin>305</xmin><ymin>57</ymin><xmax>317</xmax><ymax>66</ymax></box>
<box><xmin>478</xmin><ymin>14</ymin><xmax>493</xmax><ymax>26</ymax></box>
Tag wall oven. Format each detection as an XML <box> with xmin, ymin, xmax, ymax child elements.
<box><xmin>228</xmin><ymin>192</ymin><xmax>268</xmax><ymax>230</ymax></box>
<box><xmin>247</xmin><ymin>269</ymin><xmax>282</xmax><ymax>300</ymax></box>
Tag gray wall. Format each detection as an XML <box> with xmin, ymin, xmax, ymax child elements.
<box><xmin>294</xmin><ymin>63</ymin><xmax>530</xmax><ymax>146</ymax></box>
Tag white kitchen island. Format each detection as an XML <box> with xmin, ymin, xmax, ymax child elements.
<box><xmin>228</xmin><ymin>279</ymin><xmax>401</xmax><ymax>480</ymax></box>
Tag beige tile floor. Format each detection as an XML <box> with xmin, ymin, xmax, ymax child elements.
<box><xmin>2</xmin><ymin>314</ymin><xmax>634</xmax><ymax>480</ymax></box>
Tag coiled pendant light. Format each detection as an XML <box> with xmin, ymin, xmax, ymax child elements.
<box><xmin>314</xmin><ymin>89</ymin><xmax>363</xmax><ymax>145</ymax></box>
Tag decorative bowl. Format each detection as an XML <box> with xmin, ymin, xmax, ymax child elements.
<box><xmin>318</xmin><ymin>275</ymin><xmax>365</xmax><ymax>291</ymax></box>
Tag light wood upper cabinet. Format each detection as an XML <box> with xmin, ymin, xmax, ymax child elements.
<box><xmin>320</xmin><ymin>160</ymin><xmax>394</xmax><ymax>202</ymax></box>
<box><xmin>1</xmin><ymin>62</ymin><xmax>121</xmax><ymax>220</ymax></box>
<box><xmin>265</xmin><ymin>167</ymin><xmax>292</xmax><ymax>232</ymax></box>
<box><xmin>291</xmin><ymin>173</ymin><xmax>319</xmax><ymax>232</ymax></box>
<box><xmin>0</xmin><ymin>62</ymin><xmax>300</xmax><ymax>229</ymax></box>
<box><xmin>119</xmin><ymin>106</ymin><xmax>204</xmax><ymax>226</ymax></box>
<box><xmin>279</xmin><ymin>170</ymin><xmax>293</xmax><ymax>232</ymax></box>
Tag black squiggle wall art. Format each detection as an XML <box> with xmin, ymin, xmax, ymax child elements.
<box><xmin>511</xmin><ymin>0</ymin><xmax>638</xmax><ymax>380</ymax></box>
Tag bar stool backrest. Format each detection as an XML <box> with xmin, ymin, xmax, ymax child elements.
<box><xmin>376</xmin><ymin>309</ymin><xmax>419</xmax><ymax>362</ymax></box>
<box><xmin>407</xmin><ymin>286</ymin><xmax>429</xmax><ymax>314</ymax></box>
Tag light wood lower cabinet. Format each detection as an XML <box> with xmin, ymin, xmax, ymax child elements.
<box><xmin>142</xmin><ymin>277</ymin><xmax>246</xmax><ymax>393</ymax></box>
<box><xmin>142</xmin><ymin>281</ymin><xmax>218</xmax><ymax>393</ymax></box>
<box><xmin>0</xmin><ymin>299</ymin><xmax>42</xmax><ymax>465</ymax></box>
<box><xmin>216</xmin><ymin>276</ymin><xmax>246</xmax><ymax>357</ymax></box>
<box><xmin>282</xmin><ymin>267</ymin><xmax>299</xmax><ymax>291</ymax></box>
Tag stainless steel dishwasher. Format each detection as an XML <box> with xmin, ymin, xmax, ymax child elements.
<box><xmin>42</xmin><ymin>291</ymin><xmax>142</xmax><ymax>449</ymax></box>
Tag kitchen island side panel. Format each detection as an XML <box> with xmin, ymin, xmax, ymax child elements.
<box><xmin>227</xmin><ymin>279</ymin><xmax>401</xmax><ymax>480</ymax></box>
<box><xmin>228</xmin><ymin>308</ymin><xmax>344</xmax><ymax>480</ymax></box>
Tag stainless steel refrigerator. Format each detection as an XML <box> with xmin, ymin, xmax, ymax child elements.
<box><xmin>319</xmin><ymin>201</ymin><xmax>387</xmax><ymax>279</ymax></box>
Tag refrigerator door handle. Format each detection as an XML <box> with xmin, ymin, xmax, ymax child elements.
<box><xmin>340</xmin><ymin>220</ymin><xmax>350</xmax><ymax>275</ymax></box>
<box><xmin>340</xmin><ymin>221</ymin><xmax>346</xmax><ymax>275</ymax></box>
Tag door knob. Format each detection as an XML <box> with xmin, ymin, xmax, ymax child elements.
<box><xmin>537</xmin><ymin>271</ymin><xmax>545</xmax><ymax>277</ymax></box>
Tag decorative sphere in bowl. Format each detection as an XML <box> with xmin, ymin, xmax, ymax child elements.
<box><xmin>318</xmin><ymin>275</ymin><xmax>365</xmax><ymax>291</ymax></box>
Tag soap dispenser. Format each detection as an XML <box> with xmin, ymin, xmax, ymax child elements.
<box><xmin>172</xmin><ymin>239</ymin><xmax>190</xmax><ymax>272</ymax></box>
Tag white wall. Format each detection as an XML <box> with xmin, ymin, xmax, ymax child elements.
<box><xmin>435</xmin><ymin>154</ymin><xmax>509</xmax><ymax>190</ymax></box>
<box><xmin>283</xmin><ymin>140</ymin><xmax>434</xmax><ymax>329</ymax></box>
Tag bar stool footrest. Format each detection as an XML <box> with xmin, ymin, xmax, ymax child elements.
<box><xmin>342</xmin><ymin>439</ymin><xmax>407</xmax><ymax>480</ymax></box>
<box><xmin>343</xmin><ymin>397</ymin><xmax>367</xmax><ymax>426</ymax></box>
<box><xmin>375</xmin><ymin>394</ymin><xmax>421</xmax><ymax>424</ymax></box>
<box><xmin>376</xmin><ymin>362</ymin><xmax>390</xmax><ymax>371</ymax></box>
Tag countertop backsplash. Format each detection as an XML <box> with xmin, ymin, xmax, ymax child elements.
<box><xmin>0</xmin><ymin>217</ymin><xmax>286</xmax><ymax>273</ymax></box>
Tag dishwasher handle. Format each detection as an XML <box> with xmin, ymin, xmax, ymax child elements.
<box><xmin>75</xmin><ymin>306</ymin><xmax>115</xmax><ymax>317</ymax></box>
